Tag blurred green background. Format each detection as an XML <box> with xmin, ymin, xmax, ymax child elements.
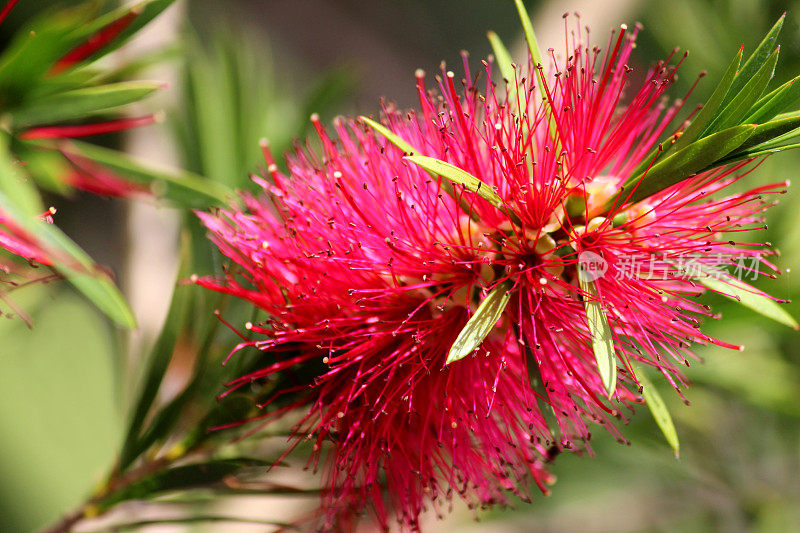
<box><xmin>1</xmin><ymin>0</ymin><xmax>799</xmax><ymax>531</ymax></box>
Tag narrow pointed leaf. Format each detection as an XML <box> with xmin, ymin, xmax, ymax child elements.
<box><xmin>514</xmin><ymin>0</ymin><xmax>544</xmax><ymax>74</ymax></box>
<box><xmin>12</xmin><ymin>81</ymin><xmax>161</xmax><ymax>127</ymax></box>
<box><xmin>361</xmin><ymin>116</ymin><xmax>476</xmax><ymax>219</ymax></box>
<box><xmin>669</xmin><ymin>47</ymin><xmax>742</xmax><ymax>155</ymax></box>
<box><xmin>715</xmin><ymin>140</ymin><xmax>800</xmax><ymax>166</ymax></box>
<box><xmin>487</xmin><ymin>31</ymin><xmax>519</xmax><ymax>113</ymax></box>
<box><xmin>69</xmin><ymin>0</ymin><xmax>178</xmax><ymax>65</ymax></box>
<box><xmin>513</xmin><ymin>0</ymin><xmax>560</xmax><ymax>149</ymax></box>
<box><xmin>733</xmin><ymin>114</ymin><xmax>800</xmax><ymax>152</ymax></box>
<box><xmin>702</xmin><ymin>49</ymin><xmax>778</xmax><ymax>135</ymax></box>
<box><xmin>487</xmin><ymin>31</ymin><xmax>515</xmax><ymax>86</ymax></box>
<box><xmin>33</xmin><ymin>222</ymin><xmax>136</xmax><ymax>328</ymax></box>
<box><xmin>447</xmin><ymin>283</ymin><xmax>511</xmax><ymax>365</ymax></box>
<box><xmin>612</xmin><ymin>124</ymin><xmax>755</xmax><ymax>208</ymax></box>
<box><xmin>359</xmin><ymin>116</ymin><xmax>418</xmax><ymax>155</ymax></box>
<box><xmin>694</xmin><ymin>265</ymin><xmax>798</xmax><ymax>329</ymax></box>
<box><xmin>58</xmin><ymin>140</ymin><xmax>232</xmax><ymax>208</ymax></box>
<box><xmin>636</xmin><ymin>365</ymin><xmax>680</xmax><ymax>456</ymax></box>
<box><xmin>721</xmin><ymin>13</ymin><xmax>785</xmax><ymax>109</ymax></box>
<box><xmin>745</xmin><ymin>75</ymin><xmax>800</xmax><ymax>123</ymax></box>
<box><xmin>91</xmin><ymin>516</ymin><xmax>295</xmax><ymax>531</ymax></box>
<box><xmin>404</xmin><ymin>155</ymin><xmax>505</xmax><ymax>210</ymax></box>
<box><xmin>99</xmin><ymin>459</ymin><xmax>271</xmax><ymax>509</ymax></box>
<box><xmin>578</xmin><ymin>275</ymin><xmax>616</xmax><ymax>398</ymax></box>
<box><xmin>120</xmin><ymin>234</ymin><xmax>193</xmax><ymax>469</ymax></box>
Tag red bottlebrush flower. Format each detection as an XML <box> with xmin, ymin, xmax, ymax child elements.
<box><xmin>19</xmin><ymin>115</ymin><xmax>159</xmax><ymax>141</ymax></box>
<box><xmin>50</xmin><ymin>5</ymin><xmax>140</xmax><ymax>75</ymax></box>
<box><xmin>20</xmin><ymin>115</ymin><xmax>160</xmax><ymax>197</ymax></box>
<box><xmin>0</xmin><ymin>0</ymin><xmax>19</xmax><ymax>26</ymax></box>
<box><xmin>196</xmin><ymin>15</ymin><xmax>795</xmax><ymax>532</ymax></box>
<box><xmin>59</xmin><ymin>148</ymin><xmax>151</xmax><ymax>198</ymax></box>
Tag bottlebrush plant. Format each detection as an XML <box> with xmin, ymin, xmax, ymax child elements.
<box><xmin>194</xmin><ymin>1</ymin><xmax>799</xmax><ymax>530</ymax></box>
<box><xmin>16</xmin><ymin>1</ymin><xmax>800</xmax><ymax>533</ymax></box>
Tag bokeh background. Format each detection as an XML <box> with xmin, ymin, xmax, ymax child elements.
<box><xmin>1</xmin><ymin>0</ymin><xmax>798</xmax><ymax>531</ymax></box>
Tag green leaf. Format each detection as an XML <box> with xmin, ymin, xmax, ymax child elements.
<box><xmin>669</xmin><ymin>47</ymin><xmax>742</xmax><ymax>155</ymax></box>
<box><xmin>14</xmin><ymin>147</ymin><xmax>73</xmax><ymax>195</ymax></box>
<box><xmin>733</xmin><ymin>113</ymin><xmax>800</xmax><ymax>153</ymax></box>
<box><xmin>636</xmin><ymin>364</ymin><xmax>680</xmax><ymax>456</ymax></box>
<box><xmin>35</xmin><ymin>224</ymin><xmax>136</xmax><ymax>328</ymax></box>
<box><xmin>184</xmin><ymin>37</ymin><xmax>241</xmax><ymax>188</ymax></box>
<box><xmin>702</xmin><ymin>48</ymin><xmax>778</xmax><ymax>135</ymax></box>
<box><xmin>694</xmin><ymin>266</ymin><xmax>798</xmax><ymax>330</ymax></box>
<box><xmin>181</xmin><ymin>394</ymin><xmax>255</xmax><ymax>450</ymax></box>
<box><xmin>359</xmin><ymin>116</ymin><xmax>418</xmax><ymax>155</ymax></box>
<box><xmin>361</xmin><ymin>117</ymin><xmax>485</xmax><ymax>221</ymax></box>
<box><xmin>578</xmin><ymin>274</ymin><xmax>616</xmax><ymax>398</ymax></box>
<box><xmin>58</xmin><ymin>140</ymin><xmax>233</xmax><ymax>208</ymax></box>
<box><xmin>612</xmin><ymin>124</ymin><xmax>755</xmax><ymax>208</ymax></box>
<box><xmin>12</xmin><ymin>81</ymin><xmax>161</xmax><ymax>127</ymax></box>
<box><xmin>404</xmin><ymin>155</ymin><xmax>509</xmax><ymax>212</ymax></box>
<box><xmin>513</xmin><ymin>0</ymin><xmax>560</xmax><ymax>149</ymax></box>
<box><xmin>513</xmin><ymin>0</ymin><xmax>544</xmax><ymax>78</ymax></box>
<box><xmin>487</xmin><ymin>31</ymin><xmax>518</xmax><ymax>111</ymax></box>
<box><xmin>99</xmin><ymin>459</ymin><xmax>270</xmax><ymax>509</ymax></box>
<box><xmin>486</xmin><ymin>31</ymin><xmax>514</xmax><ymax>85</ymax></box>
<box><xmin>0</xmin><ymin>140</ymin><xmax>44</xmax><ymax>215</ymax></box>
<box><xmin>714</xmin><ymin>140</ymin><xmax>800</xmax><ymax>165</ymax></box>
<box><xmin>745</xmin><ymin>75</ymin><xmax>800</xmax><ymax>123</ymax></box>
<box><xmin>119</xmin><ymin>234</ymin><xmax>193</xmax><ymax>470</ymax></box>
<box><xmin>720</xmin><ymin>13</ymin><xmax>785</xmax><ymax>110</ymax></box>
<box><xmin>69</xmin><ymin>0</ymin><xmax>178</xmax><ymax>65</ymax></box>
<box><xmin>88</xmin><ymin>516</ymin><xmax>295</xmax><ymax>531</ymax></box>
<box><xmin>447</xmin><ymin>282</ymin><xmax>511</xmax><ymax>365</ymax></box>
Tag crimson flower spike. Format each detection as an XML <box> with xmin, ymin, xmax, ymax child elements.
<box><xmin>0</xmin><ymin>0</ymin><xmax>20</xmax><ymax>26</ymax></box>
<box><xmin>19</xmin><ymin>114</ymin><xmax>159</xmax><ymax>140</ymax></box>
<box><xmin>196</xmin><ymin>8</ymin><xmax>799</xmax><ymax>531</ymax></box>
<box><xmin>50</xmin><ymin>5</ymin><xmax>141</xmax><ymax>74</ymax></box>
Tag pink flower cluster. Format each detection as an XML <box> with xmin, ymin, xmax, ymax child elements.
<box><xmin>197</xmin><ymin>20</ymin><xmax>786</xmax><ymax>530</ymax></box>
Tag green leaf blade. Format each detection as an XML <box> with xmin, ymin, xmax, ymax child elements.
<box><xmin>636</xmin><ymin>365</ymin><xmax>680</xmax><ymax>456</ymax></box>
<box><xmin>696</xmin><ymin>267</ymin><xmax>798</xmax><ymax>330</ymax></box>
<box><xmin>99</xmin><ymin>459</ymin><xmax>270</xmax><ymax>510</ymax></box>
<box><xmin>404</xmin><ymin>155</ymin><xmax>504</xmax><ymax>209</ymax></box>
<box><xmin>578</xmin><ymin>275</ymin><xmax>616</xmax><ymax>399</ymax></box>
<box><xmin>670</xmin><ymin>47</ymin><xmax>743</xmax><ymax>155</ymax></box>
<box><xmin>120</xmin><ymin>234</ymin><xmax>194</xmax><ymax>469</ymax></box>
<box><xmin>721</xmin><ymin>13</ymin><xmax>785</xmax><ymax>110</ymax></box>
<box><xmin>447</xmin><ymin>283</ymin><xmax>511</xmax><ymax>365</ymax></box>
<box><xmin>616</xmin><ymin>124</ymin><xmax>756</xmax><ymax>208</ymax></box>
<box><xmin>37</xmin><ymin>228</ymin><xmax>136</xmax><ymax>329</ymax></box>
<box><xmin>487</xmin><ymin>31</ymin><xmax>519</xmax><ymax>116</ymax></box>
<box><xmin>359</xmin><ymin>115</ymin><xmax>419</xmax><ymax>156</ymax></box>
<box><xmin>745</xmin><ymin>75</ymin><xmax>800</xmax><ymax>124</ymax></box>
<box><xmin>59</xmin><ymin>140</ymin><xmax>233</xmax><ymax>208</ymax></box>
<box><xmin>514</xmin><ymin>0</ymin><xmax>544</xmax><ymax>70</ymax></box>
<box><xmin>733</xmin><ymin>113</ymin><xmax>800</xmax><ymax>153</ymax></box>
<box><xmin>702</xmin><ymin>48</ymin><xmax>778</xmax><ymax>136</ymax></box>
<box><xmin>13</xmin><ymin>81</ymin><xmax>161</xmax><ymax>127</ymax></box>
<box><xmin>512</xmin><ymin>0</ymin><xmax>560</xmax><ymax>149</ymax></box>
